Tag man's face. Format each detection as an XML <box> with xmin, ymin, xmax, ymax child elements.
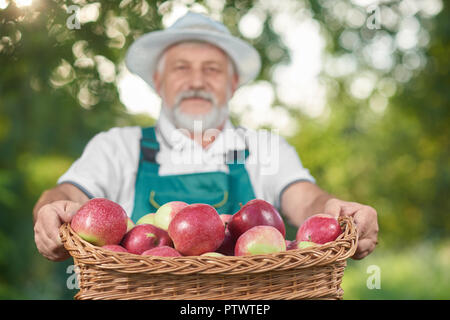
<box><xmin>153</xmin><ymin>42</ymin><xmax>238</xmax><ymax>130</ymax></box>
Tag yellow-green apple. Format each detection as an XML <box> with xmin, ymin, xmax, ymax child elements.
<box><xmin>136</xmin><ymin>213</ymin><xmax>155</xmax><ymax>226</ymax></box>
<box><xmin>141</xmin><ymin>246</ymin><xmax>181</xmax><ymax>257</ymax></box>
<box><xmin>154</xmin><ymin>201</ymin><xmax>188</xmax><ymax>230</ymax></box>
<box><xmin>235</xmin><ymin>225</ymin><xmax>286</xmax><ymax>256</ymax></box>
<box><xmin>296</xmin><ymin>214</ymin><xmax>342</xmax><ymax>244</ymax></box>
<box><xmin>71</xmin><ymin>198</ymin><xmax>128</xmax><ymax>246</ymax></box>
<box><xmin>127</xmin><ymin>217</ymin><xmax>135</xmax><ymax>231</ymax></box>
<box><xmin>121</xmin><ymin>224</ymin><xmax>173</xmax><ymax>255</ymax></box>
<box><xmin>101</xmin><ymin>244</ymin><xmax>128</xmax><ymax>252</ymax></box>
<box><xmin>216</xmin><ymin>214</ymin><xmax>235</xmax><ymax>256</ymax></box>
<box><xmin>228</xmin><ymin>199</ymin><xmax>286</xmax><ymax>240</ymax></box>
<box><xmin>201</xmin><ymin>252</ymin><xmax>225</xmax><ymax>257</ymax></box>
<box><xmin>168</xmin><ymin>204</ymin><xmax>225</xmax><ymax>256</ymax></box>
<box><xmin>297</xmin><ymin>241</ymin><xmax>316</xmax><ymax>249</ymax></box>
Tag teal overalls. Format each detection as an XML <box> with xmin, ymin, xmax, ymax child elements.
<box><xmin>130</xmin><ymin>126</ymin><xmax>256</xmax><ymax>223</ymax></box>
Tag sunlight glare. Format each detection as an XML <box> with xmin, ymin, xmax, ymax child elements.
<box><xmin>14</xmin><ymin>0</ymin><xmax>32</xmax><ymax>8</ymax></box>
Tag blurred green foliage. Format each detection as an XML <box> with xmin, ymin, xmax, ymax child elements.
<box><xmin>0</xmin><ymin>0</ymin><xmax>448</xmax><ymax>299</ymax></box>
<box><xmin>341</xmin><ymin>240</ymin><xmax>450</xmax><ymax>299</ymax></box>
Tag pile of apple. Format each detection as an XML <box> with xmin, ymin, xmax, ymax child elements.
<box><xmin>70</xmin><ymin>198</ymin><xmax>342</xmax><ymax>257</ymax></box>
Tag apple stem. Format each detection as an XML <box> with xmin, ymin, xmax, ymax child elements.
<box><xmin>239</xmin><ymin>203</ymin><xmax>243</xmax><ymax>209</ymax></box>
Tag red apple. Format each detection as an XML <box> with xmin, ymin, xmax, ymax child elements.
<box><xmin>296</xmin><ymin>214</ymin><xmax>342</xmax><ymax>244</ymax></box>
<box><xmin>215</xmin><ymin>225</ymin><xmax>235</xmax><ymax>256</ymax></box>
<box><xmin>228</xmin><ymin>199</ymin><xmax>286</xmax><ymax>240</ymax></box>
<box><xmin>71</xmin><ymin>198</ymin><xmax>128</xmax><ymax>246</ymax></box>
<box><xmin>168</xmin><ymin>204</ymin><xmax>225</xmax><ymax>256</ymax></box>
<box><xmin>235</xmin><ymin>225</ymin><xmax>286</xmax><ymax>256</ymax></box>
<box><xmin>215</xmin><ymin>214</ymin><xmax>235</xmax><ymax>255</ymax></box>
<box><xmin>285</xmin><ymin>240</ymin><xmax>298</xmax><ymax>250</ymax></box>
<box><xmin>141</xmin><ymin>246</ymin><xmax>181</xmax><ymax>257</ymax></box>
<box><xmin>101</xmin><ymin>244</ymin><xmax>128</xmax><ymax>253</ymax></box>
<box><xmin>219</xmin><ymin>214</ymin><xmax>233</xmax><ymax>226</ymax></box>
<box><xmin>154</xmin><ymin>201</ymin><xmax>188</xmax><ymax>230</ymax></box>
<box><xmin>121</xmin><ymin>224</ymin><xmax>173</xmax><ymax>255</ymax></box>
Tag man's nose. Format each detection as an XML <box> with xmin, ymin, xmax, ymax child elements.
<box><xmin>187</xmin><ymin>68</ymin><xmax>207</xmax><ymax>90</ymax></box>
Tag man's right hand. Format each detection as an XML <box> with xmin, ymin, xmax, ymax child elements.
<box><xmin>33</xmin><ymin>200</ymin><xmax>82</xmax><ymax>261</ymax></box>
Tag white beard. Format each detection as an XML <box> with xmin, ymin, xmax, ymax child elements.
<box><xmin>169</xmin><ymin>104</ymin><xmax>228</xmax><ymax>132</ymax></box>
<box><xmin>161</xmin><ymin>89</ymin><xmax>230</xmax><ymax>132</ymax></box>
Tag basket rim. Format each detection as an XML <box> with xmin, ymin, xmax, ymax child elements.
<box><xmin>60</xmin><ymin>216</ymin><xmax>358</xmax><ymax>275</ymax></box>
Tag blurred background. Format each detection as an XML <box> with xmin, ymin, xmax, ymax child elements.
<box><xmin>0</xmin><ymin>0</ymin><xmax>448</xmax><ymax>299</ymax></box>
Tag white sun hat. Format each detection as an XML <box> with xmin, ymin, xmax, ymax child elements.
<box><xmin>125</xmin><ymin>11</ymin><xmax>261</xmax><ymax>90</ymax></box>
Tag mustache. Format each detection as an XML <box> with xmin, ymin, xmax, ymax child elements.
<box><xmin>174</xmin><ymin>90</ymin><xmax>217</xmax><ymax>106</ymax></box>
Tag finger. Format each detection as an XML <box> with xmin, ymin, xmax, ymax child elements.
<box><xmin>45</xmin><ymin>201</ymin><xmax>81</xmax><ymax>246</ymax></box>
<box><xmin>352</xmin><ymin>238</ymin><xmax>377</xmax><ymax>259</ymax></box>
<box><xmin>34</xmin><ymin>222</ymin><xmax>51</xmax><ymax>258</ymax></box>
<box><xmin>62</xmin><ymin>201</ymin><xmax>82</xmax><ymax>222</ymax></box>
<box><xmin>340</xmin><ymin>205</ymin><xmax>359</xmax><ymax>216</ymax></box>
<box><xmin>351</xmin><ymin>206</ymin><xmax>371</xmax><ymax>238</ymax></box>
<box><xmin>341</xmin><ymin>201</ymin><xmax>363</xmax><ymax>209</ymax></box>
<box><xmin>353</xmin><ymin>206</ymin><xmax>378</xmax><ymax>239</ymax></box>
<box><xmin>352</xmin><ymin>249</ymin><xmax>370</xmax><ymax>260</ymax></box>
<box><xmin>353</xmin><ymin>238</ymin><xmax>378</xmax><ymax>260</ymax></box>
<box><xmin>353</xmin><ymin>213</ymin><xmax>366</xmax><ymax>239</ymax></box>
<box><xmin>37</xmin><ymin>229</ymin><xmax>70</xmax><ymax>261</ymax></box>
<box><xmin>357</xmin><ymin>238</ymin><xmax>376</xmax><ymax>253</ymax></box>
<box><xmin>42</xmin><ymin>207</ymin><xmax>65</xmax><ymax>247</ymax></box>
<box><xmin>35</xmin><ymin>224</ymin><xmax>61</xmax><ymax>261</ymax></box>
<box><xmin>52</xmin><ymin>200</ymin><xmax>82</xmax><ymax>223</ymax></box>
<box><xmin>35</xmin><ymin>206</ymin><xmax>69</xmax><ymax>260</ymax></box>
<box><xmin>339</xmin><ymin>201</ymin><xmax>376</xmax><ymax>218</ymax></box>
<box><xmin>323</xmin><ymin>199</ymin><xmax>342</xmax><ymax>218</ymax></box>
<box><xmin>51</xmin><ymin>246</ymin><xmax>71</xmax><ymax>262</ymax></box>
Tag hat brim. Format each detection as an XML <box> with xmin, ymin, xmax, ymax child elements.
<box><xmin>125</xmin><ymin>29</ymin><xmax>261</xmax><ymax>90</ymax></box>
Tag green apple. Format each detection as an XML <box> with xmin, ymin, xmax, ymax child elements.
<box><xmin>136</xmin><ymin>213</ymin><xmax>156</xmax><ymax>226</ymax></box>
<box><xmin>297</xmin><ymin>241</ymin><xmax>316</xmax><ymax>249</ymax></box>
<box><xmin>127</xmin><ymin>217</ymin><xmax>135</xmax><ymax>232</ymax></box>
<box><xmin>201</xmin><ymin>252</ymin><xmax>225</xmax><ymax>257</ymax></box>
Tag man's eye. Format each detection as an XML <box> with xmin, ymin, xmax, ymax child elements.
<box><xmin>206</xmin><ymin>67</ymin><xmax>220</xmax><ymax>73</ymax></box>
<box><xmin>175</xmin><ymin>65</ymin><xmax>188</xmax><ymax>71</ymax></box>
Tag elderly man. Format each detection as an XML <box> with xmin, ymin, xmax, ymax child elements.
<box><xmin>33</xmin><ymin>12</ymin><xmax>378</xmax><ymax>261</ymax></box>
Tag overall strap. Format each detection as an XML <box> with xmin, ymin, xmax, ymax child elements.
<box><xmin>225</xmin><ymin>125</ymin><xmax>250</xmax><ymax>168</ymax></box>
<box><xmin>225</xmin><ymin>145</ymin><xmax>256</xmax><ymax>212</ymax></box>
<box><xmin>140</xmin><ymin>126</ymin><xmax>160</xmax><ymax>163</ymax></box>
<box><xmin>225</xmin><ymin>149</ymin><xmax>250</xmax><ymax>166</ymax></box>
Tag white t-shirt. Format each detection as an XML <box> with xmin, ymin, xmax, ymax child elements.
<box><xmin>57</xmin><ymin>113</ymin><xmax>315</xmax><ymax>216</ymax></box>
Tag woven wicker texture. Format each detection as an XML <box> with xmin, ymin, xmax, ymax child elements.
<box><xmin>60</xmin><ymin>216</ymin><xmax>357</xmax><ymax>300</ymax></box>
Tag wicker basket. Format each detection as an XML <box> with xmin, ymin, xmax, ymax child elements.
<box><xmin>59</xmin><ymin>216</ymin><xmax>357</xmax><ymax>300</ymax></box>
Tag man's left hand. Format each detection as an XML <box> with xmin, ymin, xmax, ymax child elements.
<box><xmin>323</xmin><ymin>198</ymin><xmax>379</xmax><ymax>259</ymax></box>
